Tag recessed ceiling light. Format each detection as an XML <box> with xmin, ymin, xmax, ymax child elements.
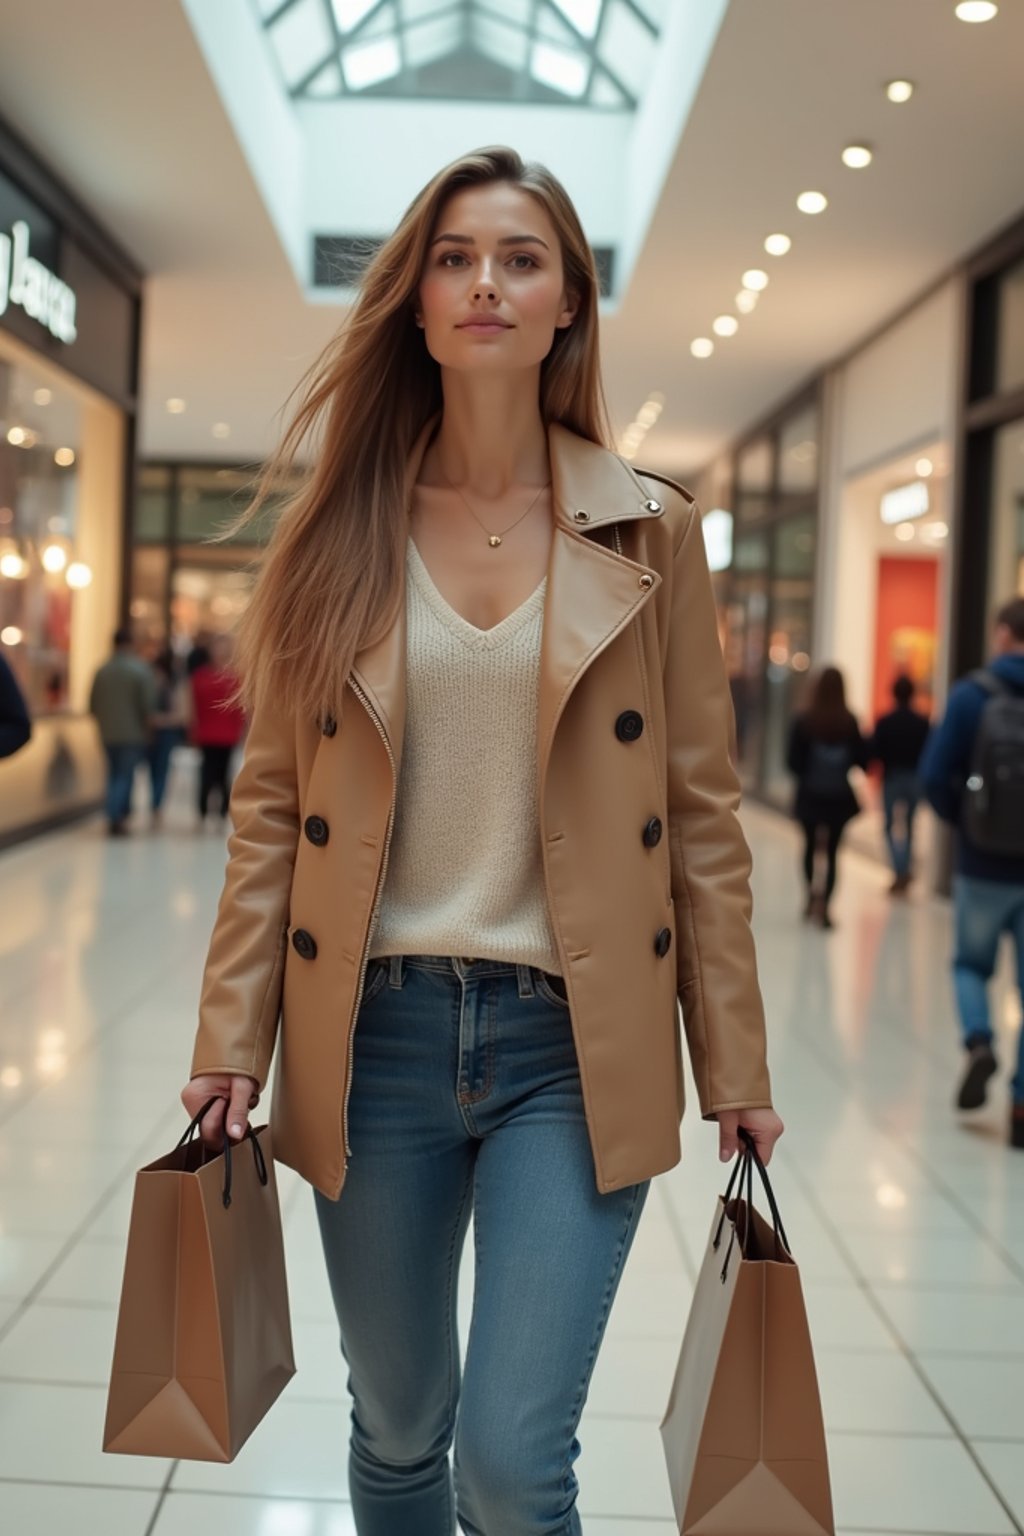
<box><xmin>764</xmin><ymin>234</ymin><xmax>792</xmax><ymax>257</ymax></box>
<box><xmin>916</xmin><ymin>457</ymin><xmax>934</xmax><ymax>477</ymax></box>
<box><xmin>955</xmin><ymin>2</ymin><xmax>998</xmax><ymax>21</ymax></box>
<box><xmin>797</xmin><ymin>191</ymin><xmax>828</xmax><ymax>215</ymax></box>
<box><xmin>33</xmin><ymin>388</ymin><xmax>52</xmax><ymax>406</ymax></box>
<box><xmin>54</xmin><ymin>448</ymin><xmax>76</xmax><ymax>468</ymax></box>
<box><xmin>212</xmin><ymin>422</ymin><xmax>231</xmax><ymax>439</ymax></box>
<box><xmin>842</xmin><ymin>144</ymin><xmax>874</xmax><ymax>169</ymax></box>
<box><xmin>690</xmin><ymin>338</ymin><xmax>714</xmax><ymax>359</ymax></box>
<box><xmin>712</xmin><ymin>316</ymin><xmax>739</xmax><ymax>338</ymax></box>
<box><xmin>741</xmin><ymin>269</ymin><xmax>769</xmax><ymax>292</ymax></box>
<box><xmin>886</xmin><ymin>79</ymin><xmax>915</xmax><ymax>103</ymax></box>
<box><xmin>894</xmin><ymin>523</ymin><xmax>916</xmax><ymax>542</ymax></box>
<box><xmin>166</xmin><ymin>398</ymin><xmax>187</xmax><ymax>414</ymax></box>
<box><xmin>736</xmin><ymin>290</ymin><xmax>759</xmax><ymax>314</ymax></box>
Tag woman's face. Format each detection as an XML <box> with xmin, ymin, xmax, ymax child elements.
<box><xmin>416</xmin><ymin>181</ymin><xmax>577</xmax><ymax>374</ymax></box>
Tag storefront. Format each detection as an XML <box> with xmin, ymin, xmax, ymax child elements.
<box><xmin>955</xmin><ymin>212</ymin><xmax>1024</xmax><ymax>673</ymax></box>
<box><xmin>0</xmin><ymin>118</ymin><xmax>142</xmax><ymax>844</ymax></box>
<box><xmin>715</xmin><ymin>387</ymin><xmax>822</xmax><ymax>807</ymax></box>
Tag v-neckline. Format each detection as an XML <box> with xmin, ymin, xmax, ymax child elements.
<box><xmin>406</xmin><ymin>537</ymin><xmax>547</xmax><ymax>647</ymax></box>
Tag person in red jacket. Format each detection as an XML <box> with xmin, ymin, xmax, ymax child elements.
<box><xmin>189</xmin><ymin>634</ymin><xmax>247</xmax><ymax>824</ymax></box>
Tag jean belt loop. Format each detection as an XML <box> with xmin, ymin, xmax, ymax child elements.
<box><xmin>388</xmin><ymin>954</ymin><xmax>404</xmax><ymax>989</ymax></box>
<box><xmin>517</xmin><ymin>963</ymin><xmax>535</xmax><ymax>999</ymax></box>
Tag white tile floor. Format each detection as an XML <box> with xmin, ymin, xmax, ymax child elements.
<box><xmin>1</xmin><ymin>771</ymin><xmax>1023</xmax><ymax>1536</ymax></box>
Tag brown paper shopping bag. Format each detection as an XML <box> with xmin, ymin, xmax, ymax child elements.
<box><xmin>660</xmin><ymin>1133</ymin><xmax>834</xmax><ymax>1534</ymax></box>
<box><xmin>103</xmin><ymin>1099</ymin><xmax>295</xmax><ymax>1462</ymax></box>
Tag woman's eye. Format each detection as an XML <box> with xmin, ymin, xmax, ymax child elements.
<box><xmin>508</xmin><ymin>254</ymin><xmax>537</xmax><ymax>269</ymax></box>
<box><xmin>440</xmin><ymin>251</ymin><xmax>468</xmax><ymax>267</ymax></box>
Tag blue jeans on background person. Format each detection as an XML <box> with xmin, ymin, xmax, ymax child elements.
<box><xmin>314</xmin><ymin>953</ymin><xmax>651</xmax><ymax>1536</ymax></box>
<box><xmin>883</xmin><ymin>768</ymin><xmax>920</xmax><ymax>880</ymax></box>
<box><xmin>103</xmin><ymin>743</ymin><xmax>145</xmax><ymax>827</ymax></box>
<box><xmin>146</xmin><ymin>726</ymin><xmax>183</xmax><ymax>813</ymax></box>
<box><xmin>953</xmin><ymin>876</ymin><xmax>1024</xmax><ymax>1103</ymax></box>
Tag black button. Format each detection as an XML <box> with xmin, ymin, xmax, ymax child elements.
<box><xmin>321</xmin><ymin>715</ymin><xmax>337</xmax><ymax>738</ymax></box>
<box><xmin>304</xmin><ymin>815</ymin><xmax>329</xmax><ymax>847</ymax></box>
<box><xmin>615</xmin><ymin>710</ymin><xmax>644</xmax><ymax>743</ymax></box>
<box><xmin>292</xmin><ymin>928</ymin><xmax>318</xmax><ymax>960</ymax></box>
<box><xmin>643</xmin><ymin>816</ymin><xmax>663</xmax><ymax>848</ymax></box>
<box><xmin>654</xmin><ymin>926</ymin><xmax>672</xmax><ymax>958</ymax></box>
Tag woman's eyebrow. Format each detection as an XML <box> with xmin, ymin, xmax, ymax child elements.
<box><xmin>430</xmin><ymin>232</ymin><xmax>550</xmax><ymax>250</ymax></box>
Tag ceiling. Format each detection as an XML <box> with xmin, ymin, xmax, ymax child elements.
<box><xmin>0</xmin><ymin>0</ymin><xmax>1022</xmax><ymax>481</ymax></box>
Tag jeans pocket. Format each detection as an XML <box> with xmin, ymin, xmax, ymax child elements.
<box><xmin>360</xmin><ymin>959</ymin><xmax>389</xmax><ymax>1006</ymax></box>
<box><xmin>534</xmin><ymin>969</ymin><xmax>570</xmax><ymax>1009</ymax></box>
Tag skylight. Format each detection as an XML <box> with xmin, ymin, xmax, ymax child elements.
<box><xmin>254</xmin><ymin>0</ymin><xmax>662</xmax><ymax>108</ymax></box>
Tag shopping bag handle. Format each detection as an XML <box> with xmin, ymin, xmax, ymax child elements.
<box><xmin>714</xmin><ymin>1129</ymin><xmax>791</xmax><ymax>1280</ymax></box>
<box><xmin>177</xmin><ymin>1098</ymin><xmax>269</xmax><ymax>1209</ymax></box>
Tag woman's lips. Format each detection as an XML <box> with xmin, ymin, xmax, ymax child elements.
<box><xmin>457</xmin><ymin>321</ymin><xmax>512</xmax><ymax>333</ymax></box>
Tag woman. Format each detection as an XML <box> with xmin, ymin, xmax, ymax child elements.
<box><xmin>145</xmin><ymin>647</ymin><xmax>188</xmax><ymax>825</ymax></box>
<box><xmin>182</xmin><ymin>148</ymin><xmax>782</xmax><ymax>1534</ymax></box>
<box><xmin>788</xmin><ymin>665</ymin><xmax>868</xmax><ymax>929</ymax></box>
<box><xmin>189</xmin><ymin>633</ymin><xmax>246</xmax><ymax>824</ymax></box>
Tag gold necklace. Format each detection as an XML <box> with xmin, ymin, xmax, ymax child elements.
<box><xmin>438</xmin><ymin>464</ymin><xmax>551</xmax><ymax>548</ymax></box>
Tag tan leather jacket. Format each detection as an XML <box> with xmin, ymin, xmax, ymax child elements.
<box><xmin>191</xmin><ymin>423</ymin><xmax>773</xmax><ymax>1199</ymax></box>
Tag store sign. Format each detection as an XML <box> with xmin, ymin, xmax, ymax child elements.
<box><xmin>0</xmin><ymin>220</ymin><xmax>78</xmax><ymax>344</ymax></box>
<box><xmin>880</xmin><ymin>480</ymin><xmax>929</xmax><ymax>525</ymax></box>
<box><xmin>702</xmin><ymin>507</ymin><xmax>734</xmax><ymax>572</ymax></box>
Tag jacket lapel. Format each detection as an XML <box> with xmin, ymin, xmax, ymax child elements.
<box><xmin>349</xmin><ymin>419</ymin><xmax>662</xmax><ymax>780</ymax></box>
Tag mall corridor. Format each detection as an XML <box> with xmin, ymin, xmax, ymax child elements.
<box><xmin>0</xmin><ymin>789</ymin><xmax>1022</xmax><ymax>1535</ymax></box>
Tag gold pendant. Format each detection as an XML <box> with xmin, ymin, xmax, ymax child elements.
<box><xmin>489</xmin><ymin>535</ymin><xmax>502</xmax><ymax>547</ymax></box>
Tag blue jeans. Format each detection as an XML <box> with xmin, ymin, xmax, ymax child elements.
<box><xmin>883</xmin><ymin>769</ymin><xmax>920</xmax><ymax>879</ymax></box>
<box><xmin>146</xmin><ymin>727</ymin><xmax>182</xmax><ymax>811</ymax></box>
<box><xmin>953</xmin><ymin>877</ymin><xmax>1024</xmax><ymax>1102</ymax></box>
<box><xmin>314</xmin><ymin>954</ymin><xmax>651</xmax><ymax>1536</ymax></box>
<box><xmin>103</xmin><ymin>744</ymin><xmax>145</xmax><ymax>825</ymax></box>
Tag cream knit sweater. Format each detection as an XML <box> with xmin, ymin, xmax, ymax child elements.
<box><xmin>368</xmin><ymin>536</ymin><xmax>561</xmax><ymax>975</ymax></box>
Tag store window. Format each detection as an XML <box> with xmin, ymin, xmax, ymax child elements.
<box><xmin>996</xmin><ymin>256</ymin><xmax>1024</xmax><ymax>396</ymax></box>
<box><xmin>762</xmin><ymin>513</ymin><xmax>816</xmax><ymax>805</ymax></box>
<box><xmin>989</xmin><ymin>418</ymin><xmax>1024</xmax><ymax>601</ymax></box>
<box><xmin>0</xmin><ymin>336</ymin><xmax>122</xmax><ymax>716</ymax></box>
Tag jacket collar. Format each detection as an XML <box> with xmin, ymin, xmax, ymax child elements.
<box><xmin>350</xmin><ymin>418</ymin><xmax>664</xmax><ymax>776</ymax></box>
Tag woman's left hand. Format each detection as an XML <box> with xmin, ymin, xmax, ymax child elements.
<box><xmin>716</xmin><ymin>1107</ymin><xmax>785</xmax><ymax>1166</ymax></box>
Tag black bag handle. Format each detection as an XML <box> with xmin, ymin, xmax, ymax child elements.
<box><xmin>177</xmin><ymin>1098</ymin><xmax>268</xmax><ymax>1208</ymax></box>
<box><xmin>716</xmin><ymin>1129</ymin><xmax>791</xmax><ymax>1282</ymax></box>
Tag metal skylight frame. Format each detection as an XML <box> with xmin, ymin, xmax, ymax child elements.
<box><xmin>254</xmin><ymin>0</ymin><xmax>661</xmax><ymax>109</ymax></box>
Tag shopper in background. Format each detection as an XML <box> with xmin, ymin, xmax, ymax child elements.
<box><xmin>920</xmin><ymin>596</ymin><xmax>1024</xmax><ymax>1149</ymax></box>
<box><xmin>146</xmin><ymin>648</ymin><xmax>189</xmax><ymax>826</ymax></box>
<box><xmin>189</xmin><ymin>633</ymin><xmax>246</xmax><ymax>825</ymax></box>
<box><xmin>869</xmin><ymin>674</ymin><xmax>931</xmax><ymax>895</ymax></box>
<box><xmin>0</xmin><ymin>652</ymin><xmax>31</xmax><ymax>759</ymax></box>
<box><xmin>88</xmin><ymin>627</ymin><xmax>158</xmax><ymax>836</ymax></box>
<box><xmin>787</xmin><ymin>665</ymin><xmax>868</xmax><ymax>930</ymax></box>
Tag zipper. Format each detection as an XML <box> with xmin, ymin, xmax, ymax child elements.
<box><xmin>340</xmin><ymin>673</ymin><xmax>398</xmax><ymax>1170</ymax></box>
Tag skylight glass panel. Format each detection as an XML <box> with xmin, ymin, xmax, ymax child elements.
<box><xmin>530</xmin><ymin>41</ymin><xmax>588</xmax><ymax>98</ymax></box>
<box><xmin>359</xmin><ymin>2</ymin><xmax>398</xmax><ymax>42</ymax></box>
<box><xmin>591</xmin><ymin>71</ymin><xmax>627</xmax><ymax>108</ymax></box>
<box><xmin>307</xmin><ymin>59</ymin><xmax>345</xmax><ymax>96</ymax></box>
<box><xmin>342</xmin><ymin>34</ymin><xmax>402</xmax><ymax>88</ymax></box>
<box><xmin>332</xmin><ymin>0</ymin><xmax>380</xmax><ymax>31</ymax></box>
<box><xmin>273</xmin><ymin>0</ymin><xmax>335</xmax><ymax>89</ymax></box>
<box><xmin>598</xmin><ymin>0</ymin><xmax>652</xmax><ymax>98</ymax></box>
<box><xmin>550</xmin><ymin>0</ymin><xmax>601</xmax><ymax>39</ymax></box>
<box><xmin>536</xmin><ymin>7</ymin><xmax>576</xmax><ymax>46</ymax></box>
<box><xmin>473</xmin><ymin>13</ymin><xmax>529</xmax><ymax>70</ymax></box>
<box><xmin>253</xmin><ymin>0</ymin><xmax>283</xmax><ymax>19</ymax></box>
<box><xmin>478</xmin><ymin>0</ymin><xmax>532</xmax><ymax>22</ymax></box>
<box><xmin>399</xmin><ymin>0</ymin><xmax>449</xmax><ymax>20</ymax></box>
<box><xmin>404</xmin><ymin>14</ymin><xmax>462</xmax><ymax>67</ymax></box>
<box><xmin>633</xmin><ymin>0</ymin><xmax>668</xmax><ymax>24</ymax></box>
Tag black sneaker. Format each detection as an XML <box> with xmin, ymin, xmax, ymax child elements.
<box><xmin>1011</xmin><ymin>1105</ymin><xmax>1024</xmax><ymax>1151</ymax></box>
<box><xmin>956</xmin><ymin>1043</ymin><xmax>998</xmax><ymax>1111</ymax></box>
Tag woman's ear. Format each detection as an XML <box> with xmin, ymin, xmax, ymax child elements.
<box><xmin>555</xmin><ymin>291</ymin><xmax>579</xmax><ymax>331</ymax></box>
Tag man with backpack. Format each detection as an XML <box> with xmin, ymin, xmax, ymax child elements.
<box><xmin>921</xmin><ymin>597</ymin><xmax>1024</xmax><ymax>1148</ymax></box>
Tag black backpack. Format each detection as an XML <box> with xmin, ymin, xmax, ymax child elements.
<box><xmin>963</xmin><ymin>670</ymin><xmax>1024</xmax><ymax>855</ymax></box>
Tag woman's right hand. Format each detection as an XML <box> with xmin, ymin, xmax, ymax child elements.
<box><xmin>181</xmin><ymin>1073</ymin><xmax>260</xmax><ymax>1150</ymax></box>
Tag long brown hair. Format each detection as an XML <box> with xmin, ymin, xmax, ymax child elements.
<box><xmin>805</xmin><ymin>666</ymin><xmax>858</xmax><ymax>742</ymax></box>
<box><xmin>223</xmin><ymin>146</ymin><xmax>610</xmax><ymax>722</ymax></box>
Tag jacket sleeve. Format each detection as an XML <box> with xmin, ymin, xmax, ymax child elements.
<box><xmin>0</xmin><ymin>655</ymin><xmax>31</xmax><ymax>759</ymax></box>
<box><xmin>664</xmin><ymin>498</ymin><xmax>773</xmax><ymax>1120</ymax></box>
<box><xmin>919</xmin><ymin>682</ymin><xmax>980</xmax><ymax>824</ymax></box>
<box><xmin>190</xmin><ymin>697</ymin><xmax>299</xmax><ymax>1087</ymax></box>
